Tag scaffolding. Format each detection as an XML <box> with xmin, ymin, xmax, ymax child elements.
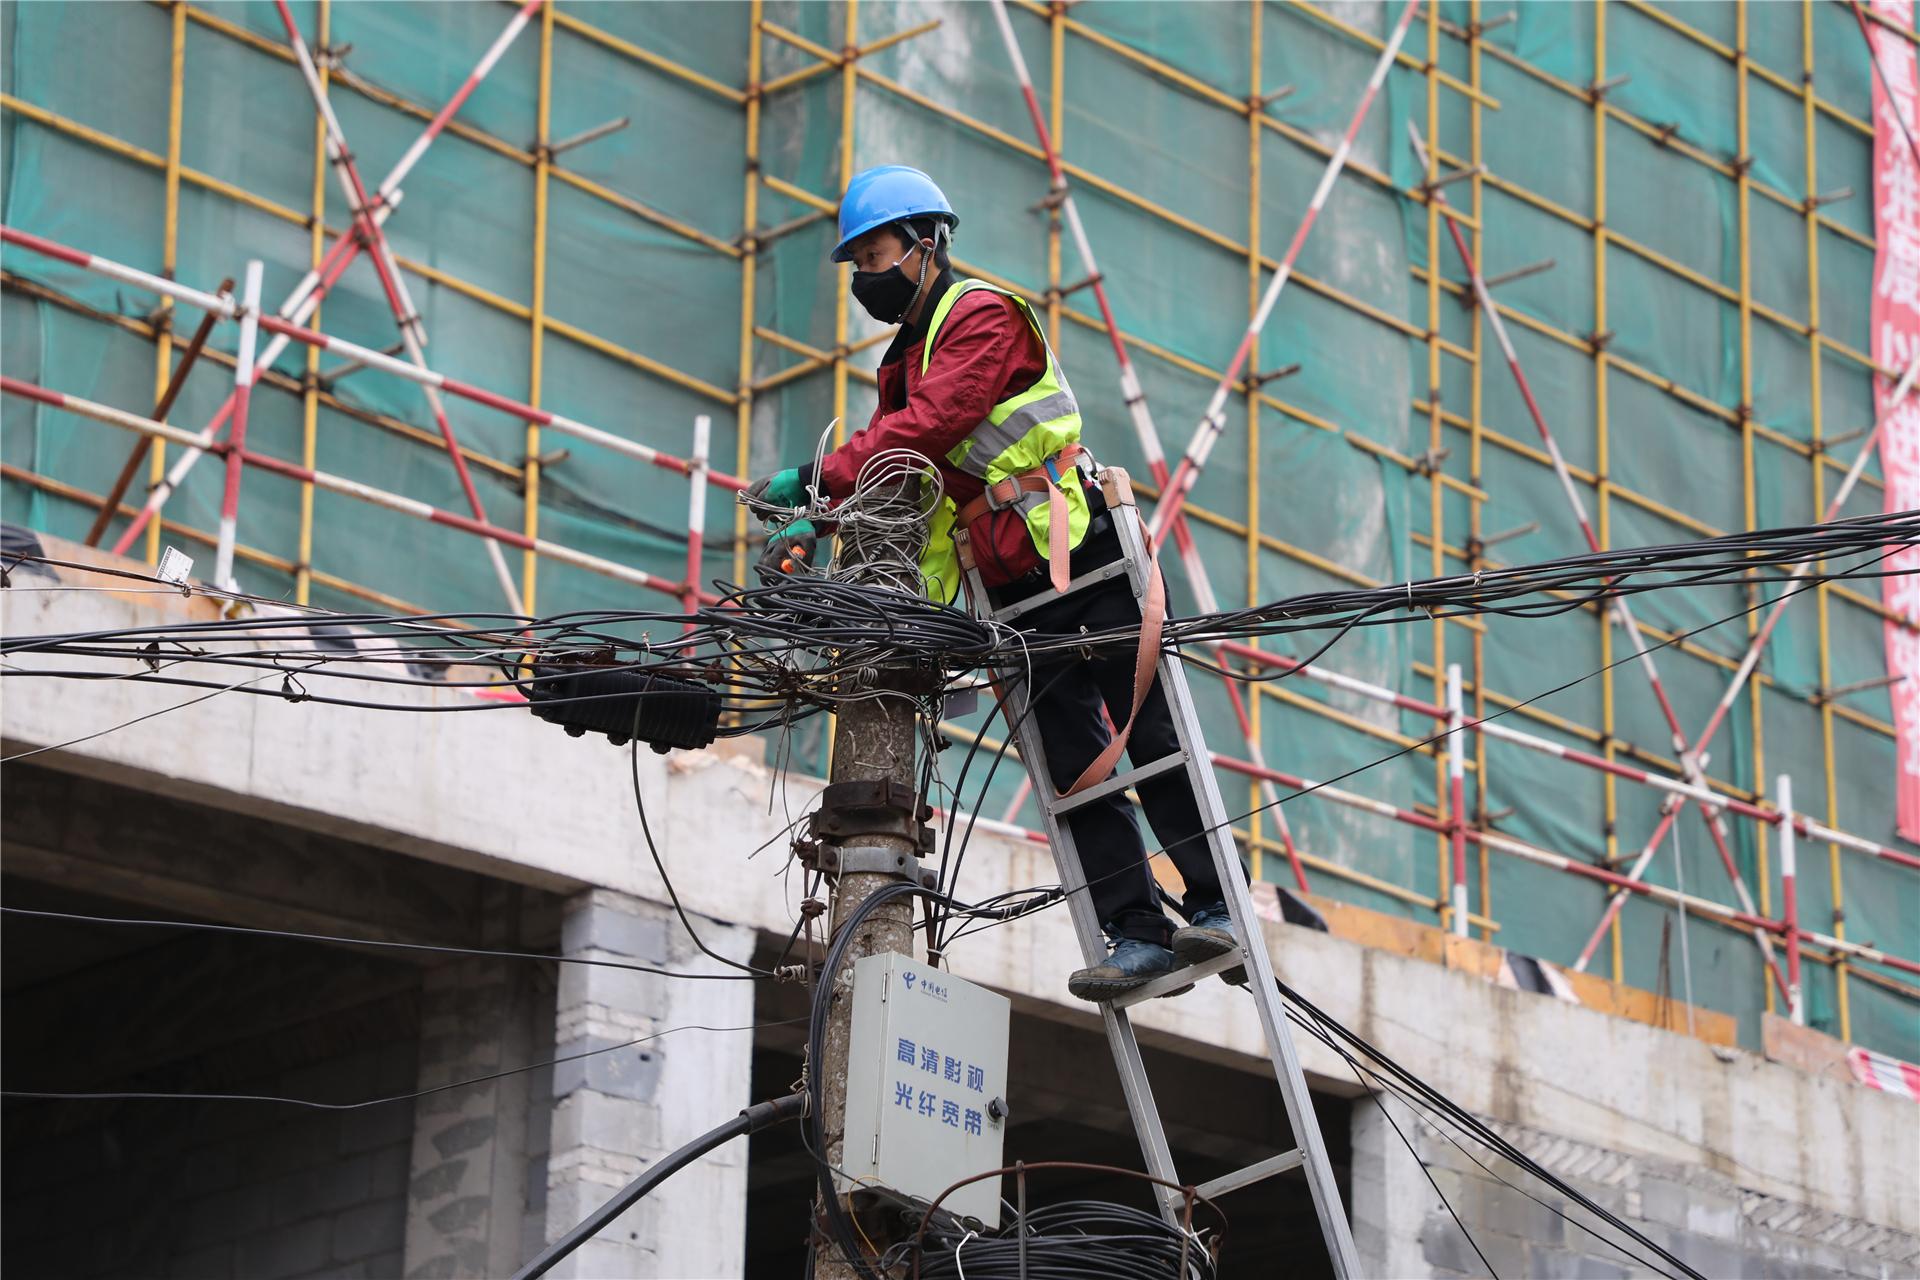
<box><xmin>2</xmin><ymin>0</ymin><xmax>1916</xmax><ymax>1060</ymax></box>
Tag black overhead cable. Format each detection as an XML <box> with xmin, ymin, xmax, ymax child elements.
<box><xmin>932</xmin><ymin>559</ymin><xmax>1873</xmax><ymax>954</ymax></box>
<box><xmin>1</xmin><ymin>517</ymin><xmax>1909</xmax><ymax>1276</ymax></box>
<box><xmin>0</xmin><ymin>1017</ymin><xmax>803</xmax><ymax>1111</ymax></box>
<box><xmin>1287</xmin><ymin>1004</ymin><xmax>1687</xmax><ymax>1280</ymax></box>
<box><xmin>0</xmin><ymin>905</ymin><xmax>763</xmax><ymax>982</ymax></box>
<box><xmin>1279</xmin><ymin>982</ymin><xmax>1707</xmax><ymax>1280</ymax></box>
<box><xmin>3</xmin><ymin>512</ymin><xmax>1914</xmax><ymax>722</ymax></box>
<box><xmin>513</xmin><ymin>1091</ymin><xmax>808</xmax><ymax>1280</ymax></box>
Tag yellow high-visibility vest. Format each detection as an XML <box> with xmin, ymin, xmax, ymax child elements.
<box><xmin>915</xmin><ymin>279</ymin><xmax>1090</xmax><ymax>603</ymax></box>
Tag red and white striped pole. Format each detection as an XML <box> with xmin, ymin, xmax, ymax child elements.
<box><xmin>1</xmin><ymin>374</ymin><xmax>693</xmax><ymax>598</ymax></box>
<box><xmin>985</xmin><ymin>0</ymin><xmax>1163</xmax><ymax>483</ymax></box>
<box><xmin>106</xmin><ymin>0</ymin><xmax>545</xmax><ymax>558</ymax></box>
<box><xmin>212</xmin><ymin>261</ymin><xmax>263</xmax><ymax>589</ymax></box>
<box><xmin>1567</xmin><ymin>366</ymin><xmax>1916</xmax><ymax>974</ymax></box>
<box><xmin>1446</xmin><ymin>663</ymin><xmax>1469</xmax><ymax>936</ymax></box>
<box><xmin>111</xmin><ymin>224</ymin><xmax>381</xmax><ymax>556</ymax></box>
<box><xmin>684</xmin><ymin>414</ymin><xmax>712</xmax><ymax>628</ymax></box>
<box><xmin>273</xmin><ymin>0</ymin><xmax>525</xmax><ymax>612</ymax></box>
<box><xmin>1686</xmin><ymin>353</ymin><xmax>1917</xmax><ymax>759</ymax></box>
<box><xmin>1409</xmin><ymin>124</ymin><xmax>1785</xmax><ymax>993</ymax></box>
<box><xmin>1778</xmin><ymin>773</ymin><xmax>1804</xmax><ymax>1025</ymax></box>
<box><xmin>1146</xmin><ymin>0</ymin><xmax>1422</xmax><ymax>547</ymax></box>
<box><xmin>1794</xmin><ymin>812</ymin><xmax>1920</xmax><ymax>871</ymax></box>
<box><xmin>987</xmin><ymin>0</ymin><xmax>1354</xmax><ymax>888</ymax></box>
<box><xmin>0</xmin><ymin>227</ymin><xmax>747</xmax><ymax>491</ymax></box>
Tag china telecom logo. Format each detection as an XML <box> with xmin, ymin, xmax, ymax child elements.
<box><xmin>901</xmin><ymin>969</ymin><xmax>949</xmax><ymax>1001</ymax></box>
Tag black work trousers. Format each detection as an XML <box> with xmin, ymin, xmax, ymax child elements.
<box><xmin>989</xmin><ymin>520</ymin><xmax>1222</xmax><ymax>945</ymax></box>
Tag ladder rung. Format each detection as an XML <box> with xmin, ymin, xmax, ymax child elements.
<box><xmin>991</xmin><ymin>558</ymin><xmax>1132</xmax><ymax>622</ymax></box>
<box><xmin>1193</xmin><ymin>1148</ymin><xmax>1306</xmax><ymax>1200</ymax></box>
<box><xmin>1111</xmin><ymin>949</ymin><xmax>1243</xmax><ymax>1008</ymax></box>
<box><xmin>1048</xmin><ymin>751</ymin><xmax>1189</xmax><ymax>817</ymax></box>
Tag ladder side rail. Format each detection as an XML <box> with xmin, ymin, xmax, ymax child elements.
<box><xmin>1107</xmin><ymin>488</ymin><xmax>1364</xmax><ymax>1278</ymax></box>
<box><xmin>959</xmin><ymin>551</ymin><xmax>1190</xmax><ymax>1223</ymax></box>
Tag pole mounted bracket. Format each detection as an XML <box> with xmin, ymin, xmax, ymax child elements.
<box><xmin>806</xmin><ymin>843</ymin><xmax>938</xmax><ymax>886</ymax></box>
<box><xmin>809</xmin><ymin>778</ymin><xmax>934</xmax><ymax>853</ymax></box>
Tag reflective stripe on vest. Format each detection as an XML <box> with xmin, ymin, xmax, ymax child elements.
<box><xmin>922</xmin><ymin>280</ymin><xmax>1082</xmax><ymax>481</ymax></box>
<box><xmin>913</xmin><ymin>279</ymin><xmax>1090</xmax><ymax>603</ymax></box>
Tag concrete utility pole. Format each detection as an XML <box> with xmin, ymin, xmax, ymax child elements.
<box><xmin>808</xmin><ymin>496</ymin><xmax>931</xmax><ymax>1278</ymax></box>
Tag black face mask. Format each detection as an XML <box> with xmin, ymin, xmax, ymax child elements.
<box><xmin>850</xmin><ymin>242</ymin><xmax>932</xmax><ymax>324</ymax></box>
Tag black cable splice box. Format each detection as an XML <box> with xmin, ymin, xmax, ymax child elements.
<box><xmin>527</xmin><ymin>664</ymin><xmax>721</xmax><ymax>753</ymax></box>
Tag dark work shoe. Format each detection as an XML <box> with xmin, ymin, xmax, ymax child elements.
<box><xmin>1067</xmin><ymin>938</ymin><xmax>1189</xmax><ymax>1003</ymax></box>
<box><xmin>1172</xmin><ymin>903</ymin><xmax>1248</xmax><ymax>986</ymax></box>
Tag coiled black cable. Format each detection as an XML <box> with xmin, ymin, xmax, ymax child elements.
<box><xmin>906</xmin><ymin>1200</ymin><xmax>1220</xmax><ymax>1280</ymax></box>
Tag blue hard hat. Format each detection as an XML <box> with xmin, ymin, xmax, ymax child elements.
<box><xmin>831</xmin><ymin>165</ymin><xmax>957</xmax><ymax>262</ymax></box>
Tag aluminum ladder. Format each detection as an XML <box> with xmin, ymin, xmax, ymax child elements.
<box><xmin>956</xmin><ymin>465</ymin><xmax>1361</xmax><ymax>1277</ymax></box>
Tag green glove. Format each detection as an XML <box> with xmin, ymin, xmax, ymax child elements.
<box><xmin>756</xmin><ymin>518</ymin><xmax>819</xmax><ymax>581</ymax></box>
<box><xmin>746</xmin><ymin>467</ymin><xmax>809</xmax><ymax>512</ymax></box>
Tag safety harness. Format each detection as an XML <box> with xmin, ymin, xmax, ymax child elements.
<box><xmin>956</xmin><ymin>462</ymin><xmax>1168</xmax><ymax>798</ymax></box>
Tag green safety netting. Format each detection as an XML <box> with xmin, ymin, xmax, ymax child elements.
<box><xmin>2</xmin><ymin>0</ymin><xmax>1913</xmax><ymax>1058</ymax></box>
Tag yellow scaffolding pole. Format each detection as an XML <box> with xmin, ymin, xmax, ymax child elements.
<box><xmin>523</xmin><ymin>0</ymin><xmax>555</xmax><ymax>612</ymax></box>
<box><xmin>736</xmin><ymin>0</ymin><xmax>765</xmax><ymax>589</ymax></box>
<box><xmin>1738</xmin><ymin>0</ymin><xmax>1775</xmax><ymax>1018</ymax></box>
<box><xmin>1808</xmin><ymin>0</ymin><xmax>1852</xmax><ymax>1040</ymax></box>
<box><xmin>1247</xmin><ymin>0</ymin><xmax>1265</xmax><ymax>883</ymax></box>
<box><xmin>1594</xmin><ymin>1</ymin><xmax>1625</xmax><ymax>985</ymax></box>
<box><xmin>295</xmin><ymin>0</ymin><xmax>329</xmax><ymax>606</ymax></box>
<box><xmin>1468</xmin><ymin>0</ymin><xmax>1492</xmax><ymax>942</ymax></box>
<box><xmin>147</xmin><ymin>1</ymin><xmax>186</xmax><ymax>567</ymax></box>
<box><xmin>1425</xmin><ymin>0</ymin><xmax>1451</xmax><ymax>928</ymax></box>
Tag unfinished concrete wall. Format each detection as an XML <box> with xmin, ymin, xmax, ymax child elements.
<box><xmin>2</xmin><ymin>1029</ymin><xmax>416</xmax><ymax>1280</ymax></box>
<box><xmin>402</xmin><ymin>957</ymin><xmax>543</xmax><ymax>1279</ymax></box>
<box><xmin>1354</xmin><ymin>1094</ymin><xmax>1919</xmax><ymax>1280</ymax></box>
<box><xmin>540</xmin><ymin>889</ymin><xmax>758</xmax><ymax>1280</ymax></box>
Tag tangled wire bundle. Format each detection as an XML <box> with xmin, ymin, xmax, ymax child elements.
<box><xmin>902</xmin><ymin>1199</ymin><xmax>1222</xmax><ymax>1280</ymax></box>
<box><xmin>4</xmin><ymin>509</ymin><xmax>1916</xmax><ymax>720</ymax></box>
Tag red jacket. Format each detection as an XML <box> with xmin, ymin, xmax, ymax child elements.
<box><xmin>814</xmin><ymin>278</ymin><xmax>1048</xmax><ymax>587</ymax></box>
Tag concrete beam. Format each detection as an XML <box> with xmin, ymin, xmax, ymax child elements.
<box><xmin>2</xmin><ymin>763</ymin><xmax>485</xmax><ymax>947</ymax></box>
<box><xmin>2</xmin><ymin>926</ymin><xmax>418</xmax><ymax>1093</ymax></box>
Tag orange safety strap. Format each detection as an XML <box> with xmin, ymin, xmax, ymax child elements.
<box><xmin>953</xmin><ymin>444</ymin><xmax>1085</xmax><ymax>595</ymax></box>
<box><xmin>958</xmin><ymin>460</ymin><xmax>1167</xmax><ymax>800</ymax></box>
<box><xmin>1059</xmin><ymin>540</ymin><xmax>1164</xmax><ymax>798</ymax></box>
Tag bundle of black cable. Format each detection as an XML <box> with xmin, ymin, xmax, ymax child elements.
<box><xmin>906</xmin><ymin>1200</ymin><xmax>1221</xmax><ymax>1280</ymax></box>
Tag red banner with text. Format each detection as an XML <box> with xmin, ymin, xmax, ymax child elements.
<box><xmin>1870</xmin><ymin>0</ymin><xmax>1920</xmax><ymax>841</ymax></box>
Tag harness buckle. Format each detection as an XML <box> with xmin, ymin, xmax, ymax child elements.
<box><xmin>982</xmin><ymin>479</ymin><xmax>1024</xmax><ymax>514</ymax></box>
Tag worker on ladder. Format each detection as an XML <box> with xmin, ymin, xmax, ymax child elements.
<box><xmin>746</xmin><ymin>165</ymin><xmax>1236</xmax><ymax>1002</ymax></box>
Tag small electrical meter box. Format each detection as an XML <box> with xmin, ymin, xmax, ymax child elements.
<box><xmin>840</xmin><ymin>952</ymin><xmax>1011</xmax><ymax>1225</ymax></box>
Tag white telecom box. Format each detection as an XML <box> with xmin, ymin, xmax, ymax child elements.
<box><xmin>840</xmin><ymin>951</ymin><xmax>1011</xmax><ymax>1225</ymax></box>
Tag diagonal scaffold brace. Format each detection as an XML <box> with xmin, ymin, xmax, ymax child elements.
<box><xmin>272</xmin><ymin>0</ymin><xmax>525</xmax><ymax>613</ymax></box>
<box><xmin>1405</xmin><ymin>123</ymin><xmax>1792</xmax><ymax>997</ymax></box>
<box><xmin>984</xmin><ymin>0</ymin><xmax>1423</xmax><ymax>899</ymax></box>
<box><xmin>1569</xmin><ymin>350</ymin><xmax>1920</xmax><ymax>976</ymax></box>
<box><xmin>1144</xmin><ymin>0</ymin><xmax>1423</xmax><ymax>551</ymax></box>
<box><xmin>108</xmin><ymin>0</ymin><xmax>547</xmax><ymax>565</ymax></box>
